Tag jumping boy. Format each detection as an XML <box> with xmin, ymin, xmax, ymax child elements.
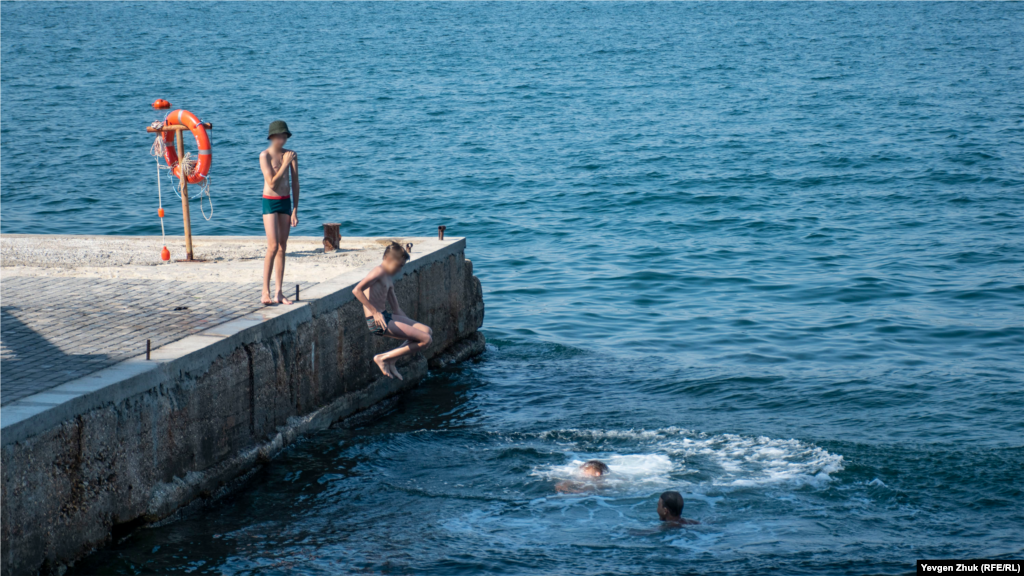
<box><xmin>260</xmin><ymin>120</ymin><xmax>299</xmax><ymax>305</ymax></box>
<box><xmin>352</xmin><ymin>243</ymin><xmax>433</xmax><ymax>380</ymax></box>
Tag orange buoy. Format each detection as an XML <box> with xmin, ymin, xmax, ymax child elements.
<box><xmin>152</xmin><ymin>99</ymin><xmax>171</xmax><ymax>109</ymax></box>
<box><xmin>161</xmin><ymin>246</ymin><xmax>171</xmax><ymax>261</ymax></box>
<box><xmin>162</xmin><ymin>109</ymin><xmax>212</xmax><ymax>184</ymax></box>
<box><xmin>158</xmin><ymin>207</ymin><xmax>165</xmax><ymax>218</ymax></box>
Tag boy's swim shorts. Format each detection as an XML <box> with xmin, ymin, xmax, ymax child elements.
<box><xmin>263</xmin><ymin>197</ymin><xmax>292</xmax><ymax>215</ymax></box>
<box><xmin>366</xmin><ymin>310</ymin><xmax>393</xmax><ymax>337</ymax></box>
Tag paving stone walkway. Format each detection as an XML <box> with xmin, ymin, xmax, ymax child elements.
<box><xmin>0</xmin><ymin>276</ymin><xmax>318</xmax><ymax>405</ymax></box>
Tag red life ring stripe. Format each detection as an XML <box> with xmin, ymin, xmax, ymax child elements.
<box><xmin>162</xmin><ymin>109</ymin><xmax>211</xmax><ymax>184</ymax></box>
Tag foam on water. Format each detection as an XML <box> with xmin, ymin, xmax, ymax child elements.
<box><xmin>529</xmin><ymin>428</ymin><xmax>844</xmax><ymax>494</ymax></box>
<box><xmin>534</xmin><ymin>454</ymin><xmax>675</xmax><ymax>491</ymax></box>
<box><xmin>667</xmin><ymin>434</ymin><xmax>845</xmax><ymax>489</ymax></box>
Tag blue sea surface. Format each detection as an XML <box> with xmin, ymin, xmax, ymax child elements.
<box><xmin>3</xmin><ymin>2</ymin><xmax>1023</xmax><ymax>574</ymax></box>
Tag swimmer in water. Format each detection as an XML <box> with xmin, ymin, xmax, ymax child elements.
<box><xmin>555</xmin><ymin>460</ymin><xmax>610</xmax><ymax>493</ymax></box>
<box><xmin>657</xmin><ymin>491</ymin><xmax>699</xmax><ymax>525</ymax></box>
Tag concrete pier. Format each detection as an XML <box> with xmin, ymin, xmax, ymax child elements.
<box><xmin>0</xmin><ymin>235</ymin><xmax>485</xmax><ymax>575</ymax></box>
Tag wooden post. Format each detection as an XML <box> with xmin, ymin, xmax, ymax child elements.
<box><xmin>146</xmin><ymin>123</ymin><xmax>210</xmax><ymax>261</ymax></box>
<box><xmin>323</xmin><ymin>223</ymin><xmax>341</xmax><ymax>252</ymax></box>
<box><xmin>176</xmin><ymin>129</ymin><xmax>194</xmax><ymax>261</ymax></box>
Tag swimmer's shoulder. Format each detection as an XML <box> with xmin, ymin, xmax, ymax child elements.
<box><xmin>554</xmin><ymin>481</ymin><xmax>597</xmax><ymax>494</ymax></box>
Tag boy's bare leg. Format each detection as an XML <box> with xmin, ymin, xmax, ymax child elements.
<box><xmin>385</xmin><ymin>315</ymin><xmax>430</xmax><ymax>378</ymax></box>
<box><xmin>371</xmin><ymin>349</ymin><xmax>406</xmax><ymax>380</ymax></box>
<box><xmin>274</xmin><ymin>213</ymin><xmax>293</xmax><ymax>305</ymax></box>
<box><xmin>386</xmin><ymin>361</ymin><xmax>403</xmax><ymax>380</ymax></box>
<box><xmin>384</xmin><ymin>315</ymin><xmax>430</xmax><ymax>378</ymax></box>
<box><xmin>373</xmin><ymin>320</ymin><xmax>432</xmax><ymax>380</ymax></box>
<box><xmin>261</xmin><ymin>215</ymin><xmax>279</xmax><ymax>305</ymax></box>
<box><xmin>390</xmin><ymin>314</ymin><xmax>432</xmax><ymax>339</ymax></box>
<box><xmin>385</xmin><ymin>340</ymin><xmax>408</xmax><ymax>379</ymax></box>
<box><xmin>372</xmin><ymin>355</ymin><xmax>391</xmax><ymax>378</ymax></box>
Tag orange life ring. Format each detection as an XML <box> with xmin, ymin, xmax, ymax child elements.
<box><xmin>162</xmin><ymin>109</ymin><xmax>211</xmax><ymax>184</ymax></box>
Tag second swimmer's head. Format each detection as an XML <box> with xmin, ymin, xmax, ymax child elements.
<box><xmin>580</xmin><ymin>460</ymin><xmax>610</xmax><ymax>478</ymax></box>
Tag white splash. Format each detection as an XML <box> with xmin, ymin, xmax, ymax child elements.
<box><xmin>665</xmin><ymin>433</ymin><xmax>844</xmax><ymax>489</ymax></box>
<box><xmin>536</xmin><ymin>453</ymin><xmax>675</xmax><ymax>490</ymax></box>
<box><xmin>529</xmin><ymin>428</ymin><xmax>844</xmax><ymax>492</ymax></box>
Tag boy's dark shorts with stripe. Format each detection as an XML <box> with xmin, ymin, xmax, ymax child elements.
<box><xmin>366</xmin><ymin>310</ymin><xmax>393</xmax><ymax>337</ymax></box>
<box><xmin>263</xmin><ymin>197</ymin><xmax>292</xmax><ymax>215</ymax></box>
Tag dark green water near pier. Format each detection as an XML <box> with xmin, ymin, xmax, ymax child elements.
<box><xmin>2</xmin><ymin>2</ymin><xmax>1022</xmax><ymax>574</ymax></box>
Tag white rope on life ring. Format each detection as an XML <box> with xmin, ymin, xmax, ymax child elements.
<box><xmin>150</xmin><ymin>123</ymin><xmax>213</xmax><ymax>221</ymax></box>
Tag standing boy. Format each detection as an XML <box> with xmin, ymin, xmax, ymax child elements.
<box><xmin>352</xmin><ymin>243</ymin><xmax>433</xmax><ymax>380</ymax></box>
<box><xmin>260</xmin><ymin>120</ymin><xmax>299</xmax><ymax>305</ymax></box>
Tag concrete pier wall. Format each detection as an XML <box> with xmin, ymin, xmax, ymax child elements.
<box><xmin>0</xmin><ymin>239</ymin><xmax>484</xmax><ymax>576</ymax></box>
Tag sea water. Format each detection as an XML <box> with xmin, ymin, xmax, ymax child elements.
<box><xmin>2</xmin><ymin>2</ymin><xmax>1022</xmax><ymax>574</ymax></box>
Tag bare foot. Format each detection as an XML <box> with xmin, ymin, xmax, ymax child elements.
<box><xmin>275</xmin><ymin>293</ymin><xmax>293</xmax><ymax>305</ymax></box>
<box><xmin>373</xmin><ymin>354</ymin><xmax>392</xmax><ymax>378</ymax></box>
<box><xmin>387</xmin><ymin>362</ymin><xmax>403</xmax><ymax>381</ymax></box>
<box><xmin>261</xmin><ymin>292</ymin><xmax>274</xmax><ymax>306</ymax></box>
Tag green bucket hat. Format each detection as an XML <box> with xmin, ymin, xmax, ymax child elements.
<box><xmin>267</xmin><ymin>120</ymin><xmax>292</xmax><ymax>139</ymax></box>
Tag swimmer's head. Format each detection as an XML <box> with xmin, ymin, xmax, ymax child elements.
<box><xmin>382</xmin><ymin>242</ymin><xmax>411</xmax><ymax>274</ymax></box>
<box><xmin>580</xmin><ymin>460</ymin><xmax>610</xmax><ymax>478</ymax></box>
<box><xmin>657</xmin><ymin>491</ymin><xmax>684</xmax><ymax>521</ymax></box>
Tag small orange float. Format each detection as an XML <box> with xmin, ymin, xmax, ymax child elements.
<box><xmin>152</xmin><ymin>98</ymin><xmax>171</xmax><ymax>109</ymax></box>
<box><xmin>161</xmin><ymin>246</ymin><xmax>171</xmax><ymax>261</ymax></box>
<box><xmin>162</xmin><ymin>109</ymin><xmax>211</xmax><ymax>184</ymax></box>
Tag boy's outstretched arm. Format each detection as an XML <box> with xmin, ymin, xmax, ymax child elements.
<box><xmin>353</xmin><ymin>268</ymin><xmax>388</xmax><ymax>330</ymax></box>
